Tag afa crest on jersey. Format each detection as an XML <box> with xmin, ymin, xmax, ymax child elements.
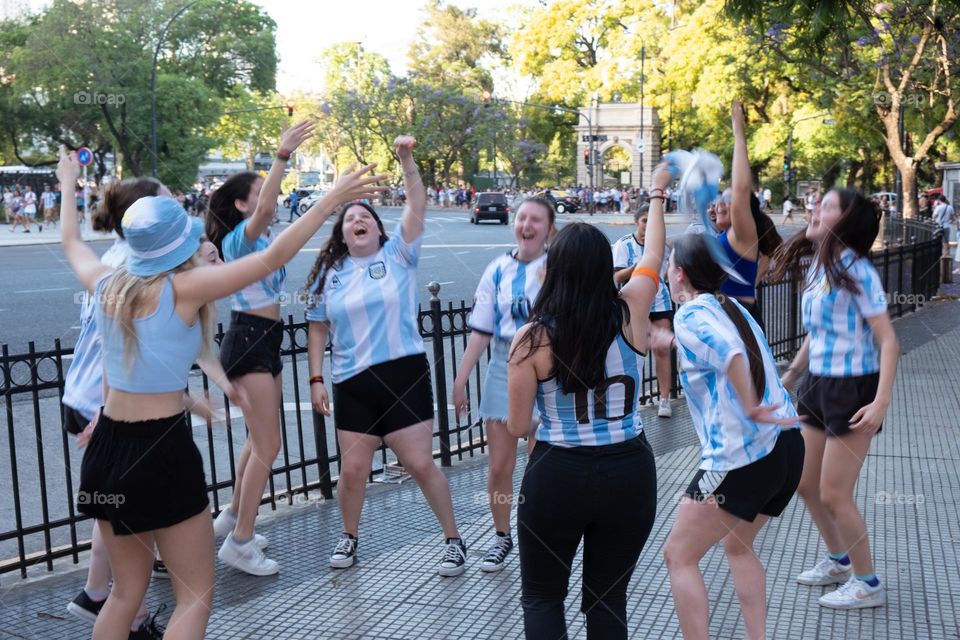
<box><xmin>368</xmin><ymin>261</ymin><xmax>387</xmax><ymax>280</ymax></box>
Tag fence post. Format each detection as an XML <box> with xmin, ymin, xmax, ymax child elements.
<box><xmin>428</xmin><ymin>282</ymin><xmax>452</xmax><ymax>467</ymax></box>
<box><xmin>788</xmin><ymin>274</ymin><xmax>800</xmax><ymax>357</ymax></box>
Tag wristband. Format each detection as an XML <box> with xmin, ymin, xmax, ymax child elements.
<box><xmin>277</xmin><ymin>149</ymin><xmax>292</xmax><ymax>162</ymax></box>
<box><xmin>310</xmin><ymin>375</ymin><xmax>324</xmax><ymax>385</ymax></box>
<box><xmin>631</xmin><ymin>266</ymin><xmax>660</xmax><ymax>284</ymax></box>
<box><xmin>649</xmin><ymin>188</ymin><xmax>665</xmax><ymax>196</ymax></box>
<box><xmin>648</xmin><ymin>195</ymin><xmax>665</xmax><ymax>202</ymax></box>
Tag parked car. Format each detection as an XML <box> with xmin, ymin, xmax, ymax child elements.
<box><xmin>471</xmin><ymin>192</ymin><xmax>510</xmax><ymax>224</ymax></box>
<box><xmin>544</xmin><ymin>190</ymin><xmax>581</xmax><ymax>214</ymax></box>
<box><xmin>282</xmin><ymin>188</ymin><xmax>315</xmax><ymax>208</ymax></box>
<box><xmin>299</xmin><ymin>189</ymin><xmax>329</xmax><ymax>213</ymax></box>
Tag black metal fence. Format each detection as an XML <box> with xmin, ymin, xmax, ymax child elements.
<box><xmin>0</xmin><ymin>233</ymin><xmax>943</xmax><ymax>579</ymax></box>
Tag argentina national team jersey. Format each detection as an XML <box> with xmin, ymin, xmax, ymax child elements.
<box><xmin>802</xmin><ymin>249</ymin><xmax>888</xmax><ymax>377</ymax></box>
<box><xmin>305</xmin><ymin>223</ymin><xmax>425</xmax><ymax>383</ymax></box>
<box><xmin>468</xmin><ymin>251</ymin><xmax>547</xmax><ymax>341</ymax></box>
<box><xmin>62</xmin><ymin>239</ymin><xmax>129</xmax><ymax>420</ymax></box>
<box><xmin>611</xmin><ymin>233</ymin><xmax>672</xmax><ymax>312</ymax></box>
<box><xmin>536</xmin><ymin>329</ymin><xmax>645</xmax><ymax>447</ymax></box>
<box><xmin>221</xmin><ymin>219</ymin><xmax>287</xmax><ymax>311</ymax></box>
<box><xmin>675</xmin><ymin>294</ymin><xmax>799</xmax><ymax>471</ymax></box>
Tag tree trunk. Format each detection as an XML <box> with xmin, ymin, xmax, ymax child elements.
<box><xmin>899</xmin><ymin>161</ymin><xmax>918</xmax><ymax>218</ymax></box>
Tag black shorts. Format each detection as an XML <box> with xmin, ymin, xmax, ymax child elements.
<box><xmin>78</xmin><ymin>412</ymin><xmax>209</xmax><ymax>535</ymax></box>
<box><xmin>649</xmin><ymin>309</ymin><xmax>675</xmax><ymax>324</ymax></box>
<box><xmin>62</xmin><ymin>404</ymin><xmax>90</xmax><ymax>436</ymax></box>
<box><xmin>219</xmin><ymin>311</ymin><xmax>283</xmax><ymax>380</ymax></box>
<box><xmin>797</xmin><ymin>372</ymin><xmax>881</xmax><ymax>437</ymax></box>
<box><xmin>333</xmin><ymin>353</ymin><xmax>435</xmax><ymax>438</ymax></box>
<box><xmin>685</xmin><ymin>428</ymin><xmax>804</xmax><ymax>522</ymax></box>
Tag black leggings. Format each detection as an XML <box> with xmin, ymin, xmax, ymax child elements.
<box><xmin>518</xmin><ymin>433</ymin><xmax>657</xmax><ymax>639</ymax></box>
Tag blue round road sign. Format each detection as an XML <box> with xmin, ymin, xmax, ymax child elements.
<box><xmin>77</xmin><ymin>147</ymin><xmax>93</xmax><ymax>166</ymax></box>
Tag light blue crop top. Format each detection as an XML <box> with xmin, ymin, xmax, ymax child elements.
<box><xmin>95</xmin><ymin>273</ymin><xmax>202</xmax><ymax>393</ymax></box>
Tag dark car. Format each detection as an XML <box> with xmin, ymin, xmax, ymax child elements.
<box><xmin>544</xmin><ymin>190</ymin><xmax>580</xmax><ymax>214</ymax></box>
<box><xmin>471</xmin><ymin>192</ymin><xmax>510</xmax><ymax>224</ymax></box>
<box><xmin>282</xmin><ymin>188</ymin><xmax>314</xmax><ymax>208</ymax></box>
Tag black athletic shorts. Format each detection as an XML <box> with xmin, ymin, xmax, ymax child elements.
<box><xmin>219</xmin><ymin>311</ymin><xmax>283</xmax><ymax>380</ymax></box>
<box><xmin>333</xmin><ymin>353</ymin><xmax>435</xmax><ymax>438</ymax></box>
<box><xmin>685</xmin><ymin>428</ymin><xmax>804</xmax><ymax>522</ymax></box>
<box><xmin>62</xmin><ymin>404</ymin><xmax>91</xmax><ymax>436</ymax></box>
<box><xmin>797</xmin><ymin>372</ymin><xmax>881</xmax><ymax>437</ymax></box>
<box><xmin>78</xmin><ymin>412</ymin><xmax>209</xmax><ymax>535</ymax></box>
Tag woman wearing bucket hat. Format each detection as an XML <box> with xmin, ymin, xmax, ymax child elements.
<box><xmin>204</xmin><ymin>121</ymin><xmax>314</xmax><ymax>576</ymax></box>
<box><xmin>57</xmin><ymin>145</ymin><xmax>386</xmax><ymax>640</ymax></box>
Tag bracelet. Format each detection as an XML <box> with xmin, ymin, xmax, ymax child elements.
<box><xmin>631</xmin><ymin>266</ymin><xmax>660</xmax><ymax>284</ymax></box>
<box><xmin>649</xmin><ymin>188</ymin><xmax>665</xmax><ymax>196</ymax></box>
<box><xmin>648</xmin><ymin>195</ymin><xmax>665</xmax><ymax>202</ymax></box>
<box><xmin>277</xmin><ymin>149</ymin><xmax>292</xmax><ymax>162</ymax></box>
<box><xmin>309</xmin><ymin>375</ymin><xmax>324</xmax><ymax>385</ymax></box>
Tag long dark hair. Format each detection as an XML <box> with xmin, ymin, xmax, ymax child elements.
<box><xmin>205</xmin><ymin>171</ymin><xmax>261</xmax><ymax>258</ymax></box>
<box><xmin>673</xmin><ymin>234</ymin><xmax>766</xmax><ymax>399</ymax></box>
<box><xmin>511</xmin><ymin>223</ymin><xmax>626</xmax><ymax>393</ymax></box>
<box><xmin>94</xmin><ymin>177</ymin><xmax>162</xmax><ymax>239</ymax></box>
<box><xmin>302</xmin><ymin>202</ymin><xmax>388</xmax><ymax>303</ymax></box>
<box><xmin>769</xmin><ymin>188</ymin><xmax>880</xmax><ymax>294</ymax></box>
<box><xmin>750</xmin><ymin>192</ymin><xmax>783</xmax><ymax>257</ymax></box>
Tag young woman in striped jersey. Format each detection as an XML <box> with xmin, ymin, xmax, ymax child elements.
<box><xmin>204</xmin><ymin>122</ymin><xmax>314</xmax><ymax>576</ymax></box>
<box><xmin>774</xmin><ymin>189</ymin><xmax>897</xmax><ymax>610</ymax></box>
<box><xmin>305</xmin><ymin>137</ymin><xmax>468</xmax><ymax>577</ymax></box>
<box><xmin>504</xmin><ymin>163</ymin><xmax>673</xmax><ymax>638</ymax></box>
<box><xmin>659</xmin><ymin>232</ymin><xmax>803</xmax><ymax>640</ymax></box>
<box><xmin>612</xmin><ymin>203</ymin><xmax>676</xmax><ymax>418</ymax></box>
<box><xmin>451</xmin><ymin>195</ymin><xmax>555</xmax><ymax>573</ymax></box>
<box><xmin>58</xmin><ymin>144</ymin><xmax>384</xmax><ymax>639</ymax></box>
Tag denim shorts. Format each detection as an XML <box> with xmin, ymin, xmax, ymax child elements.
<box><xmin>219</xmin><ymin>311</ymin><xmax>283</xmax><ymax>380</ymax></box>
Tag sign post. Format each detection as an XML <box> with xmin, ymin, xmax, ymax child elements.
<box><xmin>77</xmin><ymin>147</ymin><xmax>93</xmax><ymax>223</ymax></box>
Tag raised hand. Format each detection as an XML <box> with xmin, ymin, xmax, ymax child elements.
<box><xmin>56</xmin><ymin>145</ymin><xmax>81</xmax><ymax>185</ymax></box>
<box><xmin>331</xmin><ymin>163</ymin><xmax>390</xmax><ymax>203</ymax></box>
<box><xmin>394</xmin><ymin>135</ymin><xmax>417</xmax><ymax>160</ymax></box>
<box><xmin>731</xmin><ymin>100</ymin><xmax>745</xmax><ymax>133</ymax></box>
<box><xmin>280</xmin><ymin>120</ymin><xmax>315</xmax><ymax>153</ymax></box>
<box><xmin>651</xmin><ymin>161</ymin><xmax>673</xmax><ymax>191</ymax></box>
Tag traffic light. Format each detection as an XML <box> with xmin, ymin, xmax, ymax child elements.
<box><xmin>584</xmin><ymin>149</ymin><xmax>591</xmax><ymax>166</ymax></box>
<box><xmin>783</xmin><ymin>155</ymin><xmax>792</xmax><ymax>172</ymax></box>
<box><xmin>285</xmin><ymin>99</ymin><xmax>295</xmax><ymax>117</ymax></box>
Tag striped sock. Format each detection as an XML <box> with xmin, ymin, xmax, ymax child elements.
<box><xmin>856</xmin><ymin>573</ymin><xmax>880</xmax><ymax>588</ymax></box>
<box><xmin>828</xmin><ymin>551</ymin><xmax>851</xmax><ymax>566</ymax></box>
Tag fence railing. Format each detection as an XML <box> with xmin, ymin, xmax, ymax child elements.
<box><xmin>0</xmin><ymin>234</ymin><xmax>943</xmax><ymax>579</ymax></box>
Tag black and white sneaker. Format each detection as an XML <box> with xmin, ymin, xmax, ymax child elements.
<box><xmin>480</xmin><ymin>534</ymin><xmax>513</xmax><ymax>573</ymax></box>
<box><xmin>438</xmin><ymin>538</ymin><xmax>467</xmax><ymax>577</ymax></box>
<box><xmin>66</xmin><ymin>589</ymin><xmax>106</xmax><ymax>624</ymax></box>
<box><xmin>330</xmin><ymin>534</ymin><xmax>358</xmax><ymax>569</ymax></box>
<box><xmin>151</xmin><ymin>559</ymin><xmax>169</xmax><ymax>579</ymax></box>
<box><xmin>129</xmin><ymin>604</ymin><xmax>167</xmax><ymax>639</ymax></box>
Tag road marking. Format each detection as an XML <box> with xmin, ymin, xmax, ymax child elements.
<box><xmin>420</xmin><ymin>255</ymin><xmax>437</xmax><ymax>259</ymax></box>
<box><xmin>302</xmin><ymin>243</ymin><xmax>513</xmax><ymax>252</ymax></box>
<box><xmin>454</xmin><ymin>251</ymin><xmax>470</xmax><ymax>255</ymax></box>
<box><xmin>14</xmin><ymin>287</ymin><xmax>72</xmax><ymax>294</ymax></box>
<box><xmin>438</xmin><ymin>281</ymin><xmax>455</xmax><ymax>285</ymax></box>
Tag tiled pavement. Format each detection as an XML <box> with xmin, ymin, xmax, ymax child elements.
<box><xmin>1</xmin><ymin>301</ymin><xmax>958</xmax><ymax>639</ymax></box>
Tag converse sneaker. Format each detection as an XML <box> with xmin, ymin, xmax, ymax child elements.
<box><xmin>129</xmin><ymin>604</ymin><xmax>167</xmax><ymax>639</ymax></box>
<box><xmin>438</xmin><ymin>538</ymin><xmax>467</xmax><ymax>577</ymax></box>
<box><xmin>818</xmin><ymin>577</ymin><xmax>886</xmax><ymax>609</ymax></box>
<box><xmin>151</xmin><ymin>559</ymin><xmax>169</xmax><ymax>580</ymax></box>
<box><xmin>658</xmin><ymin>398</ymin><xmax>672</xmax><ymax>418</ymax></box>
<box><xmin>217</xmin><ymin>532</ymin><xmax>279</xmax><ymax>576</ymax></box>
<box><xmin>330</xmin><ymin>534</ymin><xmax>358</xmax><ymax>569</ymax></box>
<box><xmin>480</xmin><ymin>534</ymin><xmax>513</xmax><ymax>573</ymax></box>
<box><xmin>66</xmin><ymin>589</ymin><xmax>106</xmax><ymax>624</ymax></box>
<box><xmin>796</xmin><ymin>555</ymin><xmax>852</xmax><ymax>586</ymax></box>
<box><xmin>212</xmin><ymin>508</ymin><xmax>268</xmax><ymax>549</ymax></box>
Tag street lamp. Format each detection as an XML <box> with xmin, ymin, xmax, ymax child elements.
<box><xmin>785</xmin><ymin>112</ymin><xmax>834</xmax><ymax>197</ymax></box>
<box><xmin>150</xmin><ymin>0</ymin><xmax>200</xmax><ymax>178</ymax></box>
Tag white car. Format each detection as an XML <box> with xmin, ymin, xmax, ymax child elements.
<box><xmin>299</xmin><ymin>190</ymin><xmax>329</xmax><ymax>213</ymax></box>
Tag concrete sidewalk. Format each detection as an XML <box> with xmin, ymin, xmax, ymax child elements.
<box><xmin>0</xmin><ymin>221</ymin><xmax>114</xmax><ymax>247</ymax></box>
<box><xmin>1</xmin><ymin>301</ymin><xmax>958</xmax><ymax>639</ymax></box>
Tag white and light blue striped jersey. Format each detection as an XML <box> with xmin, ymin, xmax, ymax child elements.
<box><xmin>675</xmin><ymin>294</ymin><xmax>799</xmax><ymax>471</ymax></box>
<box><xmin>62</xmin><ymin>239</ymin><xmax>130</xmax><ymax>420</ymax></box>
<box><xmin>611</xmin><ymin>233</ymin><xmax>672</xmax><ymax>312</ymax></box>
<box><xmin>221</xmin><ymin>218</ymin><xmax>287</xmax><ymax>311</ymax></box>
<box><xmin>468</xmin><ymin>251</ymin><xmax>547</xmax><ymax>341</ymax></box>
<box><xmin>801</xmin><ymin>249</ymin><xmax>888</xmax><ymax>377</ymax></box>
<box><xmin>305</xmin><ymin>223</ymin><xmax>425</xmax><ymax>383</ymax></box>
<box><xmin>536</xmin><ymin>330</ymin><xmax>645</xmax><ymax>447</ymax></box>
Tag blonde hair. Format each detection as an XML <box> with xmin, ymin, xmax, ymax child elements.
<box><xmin>102</xmin><ymin>254</ymin><xmax>215</xmax><ymax>371</ymax></box>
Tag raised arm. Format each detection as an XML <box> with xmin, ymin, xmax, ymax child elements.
<box><xmin>57</xmin><ymin>146</ymin><xmax>111</xmax><ymax>293</ymax></box>
<box><xmin>396</xmin><ymin>136</ymin><xmax>426</xmax><ymax>243</ymax></box>
<box><xmin>728</xmin><ymin>100</ymin><xmax>759</xmax><ymax>257</ymax></box>
<box><xmin>245</xmin><ymin>121</ymin><xmax>315</xmax><ymax>242</ymax></box>
<box><xmin>620</xmin><ymin>162</ymin><xmax>670</xmax><ymax>319</ymax></box>
<box><xmin>175</xmin><ymin>164</ymin><xmax>388</xmax><ymax>310</ymax></box>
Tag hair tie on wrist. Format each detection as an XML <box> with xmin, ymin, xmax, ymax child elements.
<box><xmin>310</xmin><ymin>375</ymin><xmax>324</xmax><ymax>385</ymax></box>
<box><xmin>277</xmin><ymin>149</ymin><xmax>292</xmax><ymax>162</ymax></box>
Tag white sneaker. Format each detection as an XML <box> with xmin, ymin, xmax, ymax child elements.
<box><xmin>213</xmin><ymin>508</ymin><xmax>268</xmax><ymax>549</ymax></box>
<box><xmin>819</xmin><ymin>577</ymin><xmax>885</xmax><ymax>609</ymax></box>
<box><xmin>796</xmin><ymin>555</ymin><xmax>852</xmax><ymax>586</ymax></box>
<box><xmin>218</xmin><ymin>533</ymin><xmax>279</xmax><ymax>576</ymax></box>
<box><xmin>330</xmin><ymin>534</ymin><xmax>358</xmax><ymax>569</ymax></box>
<box><xmin>658</xmin><ymin>398</ymin><xmax>672</xmax><ymax>418</ymax></box>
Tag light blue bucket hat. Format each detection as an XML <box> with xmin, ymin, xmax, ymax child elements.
<box><xmin>122</xmin><ymin>196</ymin><xmax>203</xmax><ymax>276</ymax></box>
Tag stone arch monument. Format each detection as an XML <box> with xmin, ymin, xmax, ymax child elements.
<box><xmin>576</xmin><ymin>102</ymin><xmax>661</xmax><ymax>190</ymax></box>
